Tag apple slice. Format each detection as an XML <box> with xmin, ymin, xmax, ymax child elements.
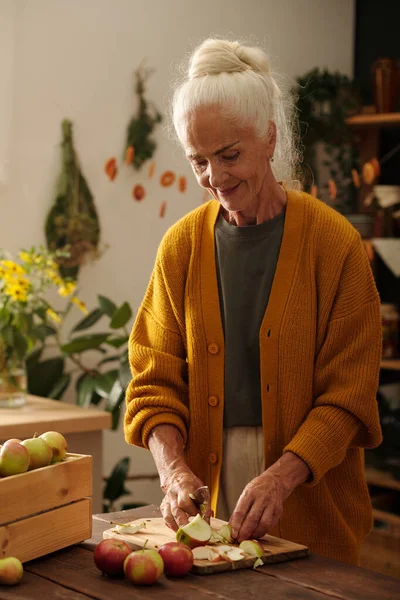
<box><xmin>176</xmin><ymin>514</ymin><xmax>212</xmax><ymax>549</ymax></box>
<box><xmin>210</xmin><ymin>524</ymin><xmax>232</xmax><ymax>544</ymax></box>
<box><xmin>115</xmin><ymin>521</ymin><xmax>146</xmax><ymax>535</ymax></box>
<box><xmin>192</xmin><ymin>546</ymin><xmax>221</xmax><ymax>562</ymax></box>
<box><xmin>253</xmin><ymin>557</ymin><xmax>264</xmax><ymax>569</ymax></box>
<box><xmin>220</xmin><ymin>548</ymin><xmax>245</xmax><ymax>563</ymax></box>
<box><xmin>239</xmin><ymin>540</ymin><xmax>264</xmax><ymax>558</ymax></box>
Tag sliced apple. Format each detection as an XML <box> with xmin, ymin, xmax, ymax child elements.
<box><xmin>192</xmin><ymin>546</ymin><xmax>221</xmax><ymax>562</ymax></box>
<box><xmin>210</xmin><ymin>523</ymin><xmax>232</xmax><ymax>544</ymax></box>
<box><xmin>176</xmin><ymin>514</ymin><xmax>212</xmax><ymax>549</ymax></box>
<box><xmin>115</xmin><ymin>521</ymin><xmax>146</xmax><ymax>535</ymax></box>
<box><xmin>220</xmin><ymin>548</ymin><xmax>245</xmax><ymax>563</ymax></box>
<box><xmin>253</xmin><ymin>557</ymin><xmax>264</xmax><ymax>569</ymax></box>
<box><xmin>239</xmin><ymin>540</ymin><xmax>264</xmax><ymax>558</ymax></box>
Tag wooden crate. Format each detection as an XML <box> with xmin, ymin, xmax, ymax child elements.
<box><xmin>0</xmin><ymin>453</ymin><xmax>92</xmax><ymax>563</ymax></box>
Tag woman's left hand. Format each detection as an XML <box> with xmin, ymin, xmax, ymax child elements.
<box><xmin>229</xmin><ymin>452</ymin><xmax>310</xmax><ymax>542</ymax></box>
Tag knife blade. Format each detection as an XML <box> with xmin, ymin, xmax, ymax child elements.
<box><xmin>189</xmin><ymin>485</ymin><xmax>210</xmax><ymax>522</ymax></box>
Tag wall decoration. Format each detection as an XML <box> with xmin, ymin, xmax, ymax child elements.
<box><xmin>125</xmin><ymin>65</ymin><xmax>162</xmax><ymax>170</ymax></box>
<box><xmin>45</xmin><ymin>120</ymin><xmax>100</xmax><ymax>280</ymax></box>
<box><xmin>160</xmin><ymin>170</ymin><xmax>176</xmax><ymax>187</ymax></box>
<box><xmin>148</xmin><ymin>162</ymin><xmax>155</xmax><ymax>178</ymax></box>
<box><xmin>104</xmin><ymin>157</ymin><xmax>118</xmax><ymax>181</ymax></box>
<box><xmin>178</xmin><ymin>176</ymin><xmax>187</xmax><ymax>193</ymax></box>
<box><xmin>125</xmin><ymin>146</ymin><xmax>134</xmax><ymax>166</ymax></box>
<box><xmin>159</xmin><ymin>201</ymin><xmax>166</xmax><ymax>218</ymax></box>
<box><xmin>133</xmin><ymin>184</ymin><xmax>145</xmax><ymax>201</ymax></box>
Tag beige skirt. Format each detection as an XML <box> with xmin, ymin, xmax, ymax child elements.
<box><xmin>216</xmin><ymin>427</ymin><xmax>264</xmax><ymax>521</ymax></box>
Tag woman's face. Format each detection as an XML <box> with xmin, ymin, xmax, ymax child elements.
<box><xmin>180</xmin><ymin>105</ymin><xmax>276</xmax><ymax>215</ymax></box>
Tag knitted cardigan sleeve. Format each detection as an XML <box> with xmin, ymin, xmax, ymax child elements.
<box><xmin>124</xmin><ymin>237</ymin><xmax>189</xmax><ymax>450</ymax></box>
<box><xmin>284</xmin><ymin>234</ymin><xmax>383</xmax><ymax>485</ymax></box>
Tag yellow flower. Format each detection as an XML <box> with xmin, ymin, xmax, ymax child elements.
<box><xmin>15</xmin><ymin>275</ymin><xmax>30</xmax><ymax>290</ymax></box>
<box><xmin>46</xmin><ymin>269</ymin><xmax>63</xmax><ymax>286</ymax></box>
<box><xmin>46</xmin><ymin>308</ymin><xmax>62</xmax><ymax>324</ymax></box>
<box><xmin>58</xmin><ymin>281</ymin><xmax>77</xmax><ymax>297</ymax></box>
<box><xmin>0</xmin><ymin>260</ymin><xmax>26</xmax><ymax>276</ymax></box>
<box><xmin>19</xmin><ymin>251</ymin><xmax>33</xmax><ymax>264</ymax></box>
<box><xmin>0</xmin><ymin>266</ymin><xmax>7</xmax><ymax>278</ymax></box>
<box><xmin>72</xmin><ymin>297</ymin><xmax>88</xmax><ymax>314</ymax></box>
<box><xmin>4</xmin><ymin>284</ymin><xmax>28</xmax><ymax>302</ymax></box>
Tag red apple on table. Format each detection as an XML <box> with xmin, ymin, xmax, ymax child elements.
<box><xmin>0</xmin><ymin>442</ymin><xmax>30</xmax><ymax>477</ymax></box>
<box><xmin>0</xmin><ymin>556</ymin><xmax>23</xmax><ymax>585</ymax></box>
<box><xmin>158</xmin><ymin>542</ymin><xmax>194</xmax><ymax>577</ymax></box>
<box><xmin>39</xmin><ymin>431</ymin><xmax>68</xmax><ymax>463</ymax></box>
<box><xmin>124</xmin><ymin>549</ymin><xmax>164</xmax><ymax>585</ymax></box>
<box><xmin>93</xmin><ymin>539</ymin><xmax>131</xmax><ymax>577</ymax></box>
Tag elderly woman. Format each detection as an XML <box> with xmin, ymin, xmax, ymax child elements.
<box><xmin>124</xmin><ymin>38</ymin><xmax>382</xmax><ymax>564</ymax></box>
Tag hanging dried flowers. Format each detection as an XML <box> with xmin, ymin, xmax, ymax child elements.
<box><xmin>159</xmin><ymin>201</ymin><xmax>166</xmax><ymax>217</ymax></box>
<box><xmin>125</xmin><ymin>146</ymin><xmax>135</xmax><ymax>166</ymax></box>
<box><xmin>125</xmin><ymin>65</ymin><xmax>162</xmax><ymax>170</ymax></box>
<box><xmin>45</xmin><ymin>120</ymin><xmax>100</xmax><ymax>280</ymax></box>
<box><xmin>148</xmin><ymin>162</ymin><xmax>156</xmax><ymax>179</ymax></box>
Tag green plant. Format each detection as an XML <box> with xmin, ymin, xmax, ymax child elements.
<box><xmin>27</xmin><ymin>293</ymin><xmax>133</xmax><ymax>430</ymax></box>
<box><xmin>45</xmin><ymin>119</ymin><xmax>101</xmax><ymax>280</ymax></box>
<box><xmin>0</xmin><ymin>246</ymin><xmax>85</xmax><ymax>394</ymax></box>
<box><xmin>295</xmin><ymin>68</ymin><xmax>361</xmax><ymax>213</ymax></box>
<box><xmin>125</xmin><ymin>65</ymin><xmax>162</xmax><ymax>170</ymax></box>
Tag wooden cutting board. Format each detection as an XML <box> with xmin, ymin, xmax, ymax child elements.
<box><xmin>103</xmin><ymin>517</ymin><xmax>309</xmax><ymax>575</ymax></box>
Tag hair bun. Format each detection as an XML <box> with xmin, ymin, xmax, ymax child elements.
<box><xmin>188</xmin><ymin>39</ymin><xmax>270</xmax><ymax>79</ymax></box>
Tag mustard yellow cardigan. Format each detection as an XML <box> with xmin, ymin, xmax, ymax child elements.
<box><xmin>124</xmin><ymin>190</ymin><xmax>382</xmax><ymax>563</ymax></box>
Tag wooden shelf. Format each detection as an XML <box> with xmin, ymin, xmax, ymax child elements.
<box><xmin>365</xmin><ymin>467</ymin><xmax>400</xmax><ymax>491</ymax></box>
<box><xmin>381</xmin><ymin>359</ymin><xmax>400</xmax><ymax>371</ymax></box>
<box><xmin>346</xmin><ymin>112</ymin><xmax>400</xmax><ymax>127</ymax></box>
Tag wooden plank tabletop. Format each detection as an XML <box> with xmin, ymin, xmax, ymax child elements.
<box><xmin>0</xmin><ymin>395</ymin><xmax>111</xmax><ymax>439</ymax></box>
<box><xmin>1</xmin><ymin>505</ymin><xmax>399</xmax><ymax>599</ymax></box>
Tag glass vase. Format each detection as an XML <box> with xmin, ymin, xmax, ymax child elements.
<box><xmin>0</xmin><ymin>359</ymin><xmax>27</xmax><ymax>408</ymax></box>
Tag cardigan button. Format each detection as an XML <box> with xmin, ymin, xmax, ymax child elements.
<box><xmin>208</xmin><ymin>343</ymin><xmax>219</xmax><ymax>355</ymax></box>
<box><xmin>209</xmin><ymin>452</ymin><xmax>218</xmax><ymax>464</ymax></box>
<box><xmin>208</xmin><ymin>395</ymin><xmax>219</xmax><ymax>407</ymax></box>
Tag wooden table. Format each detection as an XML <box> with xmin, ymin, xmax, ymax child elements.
<box><xmin>0</xmin><ymin>395</ymin><xmax>111</xmax><ymax>512</ymax></box>
<box><xmin>1</xmin><ymin>505</ymin><xmax>399</xmax><ymax>599</ymax></box>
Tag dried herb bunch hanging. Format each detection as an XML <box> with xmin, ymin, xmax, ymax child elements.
<box><xmin>125</xmin><ymin>65</ymin><xmax>162</xmax><ymax>170</ymax></box>
<box><xmin>45</xmin><ymin>120</ymin><xmax>100</xmax><ymax>279</ymax></box>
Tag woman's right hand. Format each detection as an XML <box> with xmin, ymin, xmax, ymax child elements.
<box><xmin>160</xmin><ymin>468</ymin><xmax>211</xmax><ymax>531</ymax></box>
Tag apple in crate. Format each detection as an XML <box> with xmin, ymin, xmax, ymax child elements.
<box><xmin>0</xmin><ymin>441</ymin><xmax>30</xmax><ymax>477</ymax></box>
<box><xmin>21</xmin><ymin>434</ymin><xmax>52</xmax><ymax>470</ymax></box>
<box><xmin>124</xmin><ymin>549</ymin><xmax>164</xmax><ymax>585</ymax></box>
<box><xmin>158</xmin><ymin>542</ymin><xmax>194</xmax><ymax>577</ymax></box>
<box><xmin>0</xmin><ymin>556</ymin><xmax>23</xmax><ymax>586</ymax></box>
<box><xmin>94</xmin><ymin>539</ymin><xmax>131</xmax><ymax>577</ymax></box>
<box><xmin>176</xmin><ymin>514</ymin><xmax>212</xmax><ymax>549</ymax></box>
<box><xmin>39</xmin><ymin>431</ymin><xmax>68</xmax><ymax>463</ymax></box>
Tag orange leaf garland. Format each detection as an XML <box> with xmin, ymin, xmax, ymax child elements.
<box><xmin>178</xmin><ymin>176</ymin><xmax>187</xmax><ymax>193</ymax></box>
<box><xmin>370</xmin><ymin>157</ymin><xmax>381</xmax><ymax>178</ymax></box>
<box><xmin>351</xmin><ymin>169</ymin><xmax>361</xmax><ymax>188</ymax></box>
<box><xmin>104</xmin><ymin>157</ymin><xmax>118</xmax><ymax>181</ymax></box>
<box><xmin>133</xmin><ymin>184</ymin><xmax>145</xmax><ymax>201</ymax></box>
<box><xmin>159</xmin><ymin>201</ymin><xmax>166</xmax><ymax>217</ymax></box>
<box><xmin>328</xmin><ymin>179</ymin><xmax>337</xmax><ymax>201</ymax></box>
<box><xmin>125</xmin><ymin>146</ymin><xmax>135</xmax><ymax>166</ymax></box>
<box><xmin>160</xmin><ymin>171</ymin><xmax>176</xmax><ymax>187</ymax></box>
<box><xmin>362</xmin><ymin>162</ymin><xmax>375</xmax><ymax>185</ymax></box>
<box><xmin>148</xmin><ymin>162</ymin><xmax>155</xmax><ymax>179</ymax></box>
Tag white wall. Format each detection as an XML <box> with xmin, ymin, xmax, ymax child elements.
<box><xmin>0</xmin><ymin>0</ymin><xmax>355</xmax><ymax>506</ymax></box>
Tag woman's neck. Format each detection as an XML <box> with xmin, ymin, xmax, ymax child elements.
<box><xmin>222</xmin><ymin>180</ymin><xmax>287</xmax><ymax>227</ymax></box>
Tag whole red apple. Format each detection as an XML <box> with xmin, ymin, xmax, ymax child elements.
<box><xmin>124</xmin><ymin>549</ymin><xmax>164</xmax><ymax>585</ymax></box>
<box><xmin>0</xmin><ymin>442</ymin><xmax>30</xmax><ymax>477</ymax></box>
<box><xmin>93</xmin><ymin>539</ymin><xmax>131</xmax><ymax>577</ymax></box>
<box><xmin>158</xmin><ymin>542</ymin><xmax>193</xmax><ymax>577</ymax></box>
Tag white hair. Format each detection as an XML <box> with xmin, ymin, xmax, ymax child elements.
<box><xmin>172</xmin><ymin>38</ymin><xmax>300</xmax><ymax>187</ymax></box>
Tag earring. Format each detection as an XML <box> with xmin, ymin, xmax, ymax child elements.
<box><xmin>270</xmin><ymin>157</ymin><xmax>274</xmax><ymax>162</ymax></box>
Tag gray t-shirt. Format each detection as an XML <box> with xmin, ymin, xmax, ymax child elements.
<box><xmin>215</xmin><ymin>211</ymin><xmax>285</xmax><ymax>427</ymax></box>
